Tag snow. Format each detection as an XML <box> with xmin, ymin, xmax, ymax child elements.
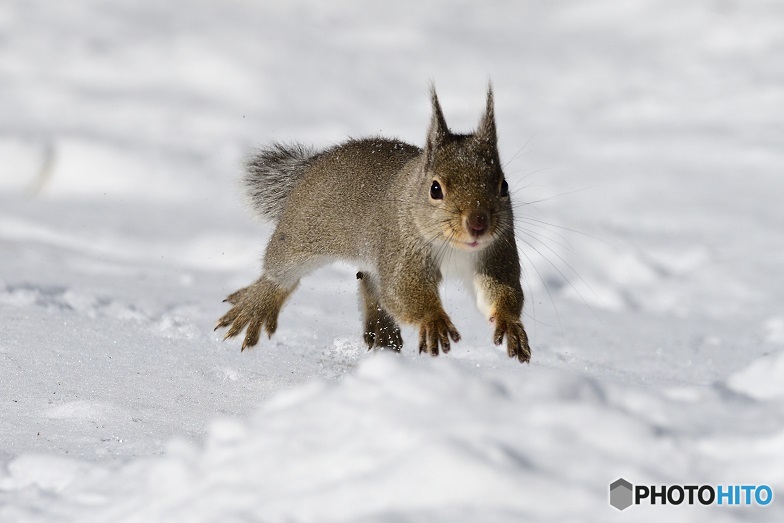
<box><xmin>2</xmin><ymin>0</ymin><xmax>784</xmax><ymax>521</ymax></box>
<box><xmin>728</xmin><ymin>349</ymin><xmax>784</xmax><ymax>400</ymax></box>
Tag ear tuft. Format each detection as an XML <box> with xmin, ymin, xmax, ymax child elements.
<box><xmin>475</xmin><ymin>83</ymin><xmax>497</xmax><ymax>145</ymax></box>
<box><xmin>425</xmin><ymin>84</ymin><xmax>449</xmax><ymax>167</ymax></box>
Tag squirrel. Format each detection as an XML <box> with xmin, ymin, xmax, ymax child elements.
<box><xmin>216</xmin><ymin>85</ymin><xmax>531</xmax><ymax>363</ymax></box>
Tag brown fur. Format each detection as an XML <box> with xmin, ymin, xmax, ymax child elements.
<box><xmin>216</xmin><ymin>85</ymin><xmax>531</xmax><ymax>363</ymax></box>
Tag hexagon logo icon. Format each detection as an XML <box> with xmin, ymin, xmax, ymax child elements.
<box><xmin>610</xmin><ymin>478</ymin><xmax>633</xmax><ymax>511</ymax></box>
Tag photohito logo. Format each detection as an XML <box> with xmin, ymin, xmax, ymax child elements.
<box><xmin>609</xmin><ymin>479</ymin><xmax>634</xmax><ymax>510</ymax></box>
<box><xmin>609</xmin><ymin>478</ymin><xmax>774</xmax><ymax>511</ymax></box>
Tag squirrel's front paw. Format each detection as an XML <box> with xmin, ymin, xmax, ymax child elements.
<box><xmin>493</xmin><ymin>317</ymin><xmax>531</xmax><ymax>363</ymax></box>
<box><xmin>418</xmin><ymin>314</ymin><xmax>461</xmax><ymax>357</ymax></box>
<box><xmin>215</xmin><ymin>278</ymin><xmax>290</xmax><ymax>351</ymax></box>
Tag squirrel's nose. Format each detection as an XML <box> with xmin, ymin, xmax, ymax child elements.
<box><xmin>467</xmin><ymin>210</ymin><xmax>489</xmax><ymax>236</ymax></box>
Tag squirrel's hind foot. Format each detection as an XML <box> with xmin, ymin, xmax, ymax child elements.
<box><xmin>216</xmin><ymin>278</ymin><xmax>293</xmax><ymax>351</ymax></box>
<box><xmin>364</xmin><ymin>310</ymin><xmax>403</xmax><ymax>352</ymax></box>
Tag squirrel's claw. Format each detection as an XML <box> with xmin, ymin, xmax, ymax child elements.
<box><xmin>224</xmin><ymin>288</ymin><xmax>246</xmax><ymax>305</ymax></box>
<box><xmin>215</xmin><ymin>307</ymin><xmax>239</xmax><ymax>333</ymax></box>
<box><xmin>223</xmin><ymin>315</ymin><xmax>249</xmax><ymax>341</ymax></box>
<box><xmin>493</xmin><ymin>319</ymin><xmax>531</xmax><ymax>364</ymax></box>
<box><xmin>364</xmin><ymin>330</ymin><xmax>376</xmax><ymax>351</ymax></box>
<box><xmin>242</xmin><ymin>319</ymin><xmax>262</xmax><ymax>351</ymax></box>
<box><xmin>418</xmin><ymin>315</ymin><xmax>460</xmax><ymax>357</ymax></box>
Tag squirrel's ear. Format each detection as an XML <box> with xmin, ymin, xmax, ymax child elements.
<box><xmin>475</xmin><ymin>83</ymin><xmax>497</xmax><ymax>146</ymax></box>
<box><xmin>425</xmin><ymin>85</ymin><xmax>448</xmax><ymax>166</ymax></box>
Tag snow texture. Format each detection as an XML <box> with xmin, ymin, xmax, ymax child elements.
<box><xmin>1</xmin><ymin>0</ymin><xmax>784</xmax><ymax>521</ymax></box>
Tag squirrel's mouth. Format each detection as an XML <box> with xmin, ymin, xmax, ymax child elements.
<box><xmin>437</xmin><ymin>221</ymin><xmax>494</xmax><ymax>251</ymax></box>
<box><xmin>450</xmin><ymin>235</ymin><xmax>490</xmax><ymax>251</ymax></box>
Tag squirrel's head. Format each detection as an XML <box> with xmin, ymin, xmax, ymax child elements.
<box><xmin>416</xmin><ymin>85</ymin><xmax>511</xmax><ymax>252</ymax></box>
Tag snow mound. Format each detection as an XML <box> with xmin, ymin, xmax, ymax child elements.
<box><xmin>0</xmin><ymin>455</ymin><xmax>100</xmax><ymax>495</ymax></box>
<box><xmin>3</xmin><ymin>355</ymin><xmax>782</xmax><ymax>522</ymax></box>
<box><xmin>764</xmin><ymin>317</ymin><xmax>784</xmax><ymax>345</ymax></box>
<box><xmin>3</xmin><ymin>356</ymin><xmax>597</xmax><ymax>521</ymax></box>
<box><xmin>727</xmin><ymin>349</ymin><xmax>784</xmax><ymax>400</ymax></box>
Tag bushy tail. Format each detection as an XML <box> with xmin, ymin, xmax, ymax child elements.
<box><xmin>244</xmin><ymin>142</ymin><xmax>318</xmax><ymax>221</ymax></box>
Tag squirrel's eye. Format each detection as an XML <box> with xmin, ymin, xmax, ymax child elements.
<box><xmin>499</xmin><ymin>179</ymin><xmax>509</xmax><ymax>197</ymax></box>
<box><xmin>430</xmin><ymin>180</ymin><xmax>444</xmax><ymax>200</ymax></box>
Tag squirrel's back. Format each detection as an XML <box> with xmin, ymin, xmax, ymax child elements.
<box><xmin>244</xmin><ymin>139</ymin><xmax>419</xmax><ymax>223</ymax></box>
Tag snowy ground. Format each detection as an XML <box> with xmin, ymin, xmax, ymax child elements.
<box><xmin>2</xmin><ymin>0</ymin><xmax>784</xmax><ymax>521</ymax></box>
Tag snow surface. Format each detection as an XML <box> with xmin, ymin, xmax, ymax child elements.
<box><xmin>2</xmin><ymin>0</ymin><xmax>784</xmax><ymax>521</ymax></box>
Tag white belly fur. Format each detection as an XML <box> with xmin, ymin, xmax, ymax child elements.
<box><xmin>434</xmin><ymin>242</ymin><xmax>494</xmax><ymax>322</ymax></box>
